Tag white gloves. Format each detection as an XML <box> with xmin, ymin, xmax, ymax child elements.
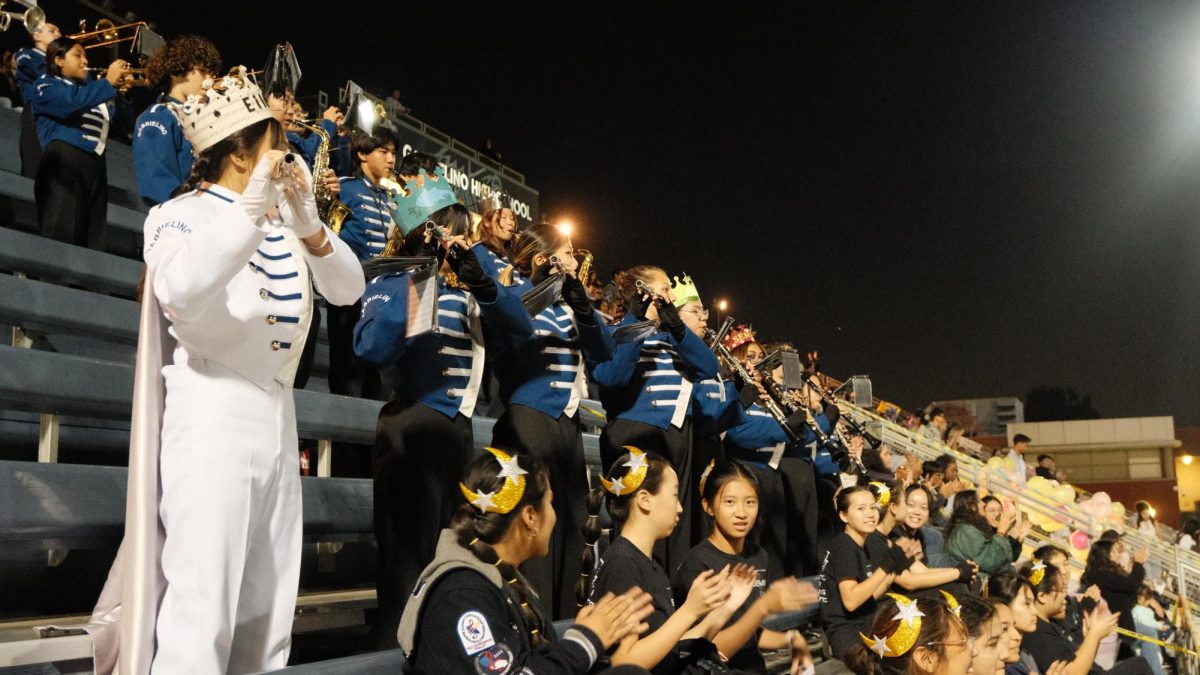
<box><xmin>240</xmin><ymin>152</ymin><xmax>288</xmax><ymax>222</ymax></box>
<box><xmin>281</xmin><ymin>157</ymin><xmax>324</xmax><ymax>239</ymax></box>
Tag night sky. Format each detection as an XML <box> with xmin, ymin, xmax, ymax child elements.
<box><xmin>17</xmin><ymin>1</ymin><xmax>1200</xmax><ymax>423</ymax></box>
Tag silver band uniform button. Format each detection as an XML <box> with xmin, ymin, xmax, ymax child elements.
<box><xmin>259</xmin><ymin>288</ymin><xmax>268</xmax><ymax>300</ymax></box>
<box><xmin>447</xmin><ymin>389</ymin><xmax>457</xmax><ymax>398</ymax></box>
<box><xmin>271</xmin><ymin>340</ymin><xmax>281</xmax><ymax>351</ymax></box>
<box><xmin>267</xmin><ymin>315</ymin><xmax>277</xmax><ymax>325</ymax></box>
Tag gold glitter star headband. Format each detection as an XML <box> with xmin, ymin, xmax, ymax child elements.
<box><xmin>1025</xmin><ymin>560</ymin><xmax>1047</xmax><ymax>586</ymax></box>
<box><xmin>860</xmin><ymin>593</ymin><xmax>925</xmax><ymax>658</ymax></box>
<box><xmin>459</xmin><ymin>447</ymin><xmax>528</xmax><ymax>515</ymax></box>
<box><xmin>600</xmin><ymin>447</ymin><xmax>650</xmax><ymax>497</ymax></box>
<box><xmin>941</xmin><ymin>590</ymin><xmax>960</xmax><ymax>618</ymax></box>
<box><xmin>698</xmin><ymin>459</ymin><xmax>716</xmax><ymax>496</ymax></box>
<box><xmin>870</xmin><ymin>481</ymin><xmax>892</xmax><ymax>509</ymax></box>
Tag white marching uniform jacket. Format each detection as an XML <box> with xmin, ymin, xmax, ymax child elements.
<box><xmin>86</xmin><ymin>182</ymin><xmax>364</xmax><ymax>675</ymax></box>
<box><xmin>144</xmin><ymin>183</ymin><xmax>364</xmax><ymax>384</ymax></box>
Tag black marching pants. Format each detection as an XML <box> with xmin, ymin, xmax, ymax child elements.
<box><xmin>20</xmin><ymin>105</ymin><xmax>40</xmax><ymax>178</ymax></box>
<box><xmin>778</xmin><ymin>457</ymin><xmax>820</xmax><ymax>577</ymax></box>
<box><xmin>372</xmin><ymin>401</ymin><xmax>473</xmax><ymax>647</ymax></box>
<box><xmin>35</xmin><ymin>141</ymin><xmax>106</xmax><ymax>250</ymax></box>
<box><xmin>491</xmin><ymin>404</ymin><xmax>588</xmax><ymax>620</ymax></box>
<box><xmin>600</xmin><ymin>417</ymin><xmax>694</xmax><ymax>577</ymax></box>
<box><xmin>327</xmin><ymin>301</ymin><xmax>385</xmax><ymax>399</ymax></box>
<box><xmin>743</xmin><ymin>462</ymin><xmax>788</xmax><ymax>583</ymax></box>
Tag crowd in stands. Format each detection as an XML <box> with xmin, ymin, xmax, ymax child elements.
<box><xmin>3</xmin><ymin>14</ymin><xmax>1196</xmax><ymax>675</ymax></box>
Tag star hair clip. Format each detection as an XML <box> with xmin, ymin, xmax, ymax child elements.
<box><xmin>459</xmin><ymin>447</ymin><xmax>529</xmax><ymax>515</ymax></box>
<box><xmin>860</xmin><ymin>593</ymin><xmax>925</xmax><ymax>658</ymax></box>
<box><xmin>600</xmin><ymin>446</ymin><xmax>650</xmax><ymax>497</ymax></box>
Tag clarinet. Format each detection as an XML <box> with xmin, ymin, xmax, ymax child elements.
<box><xmin>704</xmin><ymin>326</ymin><xmax>800</xmax><ymax>444</ymax></box>
<box><xmin>804</xmin><ymin>372</ymin><xmax>883</xmax><ymax>451</ymax></box>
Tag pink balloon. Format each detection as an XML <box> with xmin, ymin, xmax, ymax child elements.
<box><xmin>1070</xmin><ymin>530</ymin><xmax>1091</xmax><ymax>550</ymax></box>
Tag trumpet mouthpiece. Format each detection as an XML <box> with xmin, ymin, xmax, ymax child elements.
<box><xmin>282</xmin><ymin>153</ymin><xmax>296</xmax><ymax>164</ymax></box>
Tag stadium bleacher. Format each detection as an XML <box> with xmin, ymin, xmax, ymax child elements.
<box><xmin>2</xmin><ymin>98</ymin><xmax>1197</xmax><ymax>672</ymax></box>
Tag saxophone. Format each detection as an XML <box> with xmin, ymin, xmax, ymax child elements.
<box><xmin>292</xmin><ymin>118</ymin><xmax>351</xmax><ymax>234</ymax></box>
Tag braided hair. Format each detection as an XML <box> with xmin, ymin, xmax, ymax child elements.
<box><xmin>577</xmin><ymin>449</ymin><xmax>672</xmax><ymax>607</ymax></box>
<box><xmin>451</xmin><ymin>449</ymin><xmax>552</xmax><ymax>648</ymax></box>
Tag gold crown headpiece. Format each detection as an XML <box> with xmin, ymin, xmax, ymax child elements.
<box><xmin>671</xmin><ymin>274</ymin><xmax>701</xmax><ymax>308</ymax></box>
<box><xmin>1025</xmin><ymin>560</ymin><xmax>1047</xmax><ymax>587</ymax></box>
<box><xmin>870</xmin><ymin>481</ymin><xmax>892</xmax><ymax>509</ymax></box>
<box><xmin>723</xmin><ymin>324</ymin><xmax>756</xmax><ymax>351</ymax></box>
<box><xmin>600</xmin><ymin>447</ymin><xmax>650</xmax><ymax>497</ymax></box>
<box><xmin>940</xmin><ymin>590</ymin><xmax>960</xmax><ymax>617</ymax></box>
<box><xmin>459</xmin><ymin>447</ymin><xmax>529</xmax><ymax>515</ymax></box>
<box><xmin>170</xmin><ymin>66</ymin><xmax>274</xmax><ymax>155</ymax></box>
<box><xmin>860</xmin><ymin>593</ymin><xmax>925</xmax><ymax>659</ymax></box>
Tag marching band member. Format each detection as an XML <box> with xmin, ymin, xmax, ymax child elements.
<box><xmin>32</xmin><ymin>37</ymin><xmax>131</xmax><ymax>250</ymax></box>
<box><xmin>132</xmin><ymin>35</ymin><xmax>222</xmax><ymax>206</ymax></box>
<box><xmin>399</xmin><ymin>448</ymin><xmax>654</xmax><ymax>674</ymax></box>
<box><xmin>90</xmin><ymin>67</ymin><xmax>364</xmax><ymax>674</ymax></box>
<box><xmin>675</xmin><ymin>277</ymin><xmax>747</xmax><ymax>545</ymax></box>
<box><xmin>14</xmin><ymin>17</ymin><xmax>59</xmax><ymax>176</ymax></box>
<box><xmin>325</xmin><ymin>128</ymin><xmax>398</xmax><ymax>398</ymax></box>
<box><xmin>353</xmin><ymin>164</ymin><xmax>534</xmax><ymax>646</ymax></box>
<box><xmin>489</xmin><ymin>221</ymin><xmax>615</xmax><ymax>619</ymax></box>
<box><xmin>592</xmin><ymin>266</ymin><xmax>719</xmax><ymax>572</ymax></box>
<box><xmin>472</xmin><ymin>190</ymin><xmax>526</xmax><ymax>289</ymax></box>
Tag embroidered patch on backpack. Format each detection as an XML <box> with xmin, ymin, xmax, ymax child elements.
<box><xmin>457</xmin><ymin>611</ymin><xmax>495</xmax><ymax>655</ymax></box>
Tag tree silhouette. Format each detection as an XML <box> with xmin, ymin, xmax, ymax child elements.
<box><xmin>1024</xmin><ymin>386</ymin><xmax>1101</xmax><ymax>422</ymax></box>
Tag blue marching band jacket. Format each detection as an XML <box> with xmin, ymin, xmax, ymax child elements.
<box><xmin>471</xmin><ymin>242</ymin><xmax>528</xmax><ymax>292</ymax></box>
<box><xmin>32</xmin><ymin>75</ymin><xmax>130</xmax><ymax>155</ymax></box>
<box><xmin>337</xmin><ymin>175</ymin><xmax>395</xmax><ymax>262</ymax></box>
<box><xmin>353</xmin><ymin>272</ymin><xmax>533</xmax><ymax>419</ymax></box>
<box><xmin>724</xmin><ymin>401</ymin><xmax>842</xmax><ymax>475</ymax></box>
<box><xmin>14</xmin><ymin>47</ymin><xmax>44</xmax><ymax>105</ymax></box>
<box><xmin>133</xmin><ymin>94</ymin><xmax>192</xmax><ymax>206</ymax></box>
<box><xmin>691</xmin><ymin>376</ymin><xmax>743</xmax><ymax>440</ymax></box>
<box><xmin>592</xmin><ymin>314</ymin><xmax>719</xmax><ymax>430</ymax></box>
<box><xmin>493</xmin><ymin>302</ymin><xmax>615</xmax><ymax>420</ymax></box>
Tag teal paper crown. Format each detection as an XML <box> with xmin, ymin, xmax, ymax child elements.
<box><xmin>391</xmin><ymin>167</ymin><xmax>460</xmax><ymax>236</ymax></box>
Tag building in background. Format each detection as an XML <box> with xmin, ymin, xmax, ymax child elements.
<box><xmin>1007</xmin><ymin>416</ymin><xmax>1182</xmax><ymax>527</ymax></box>
<box><xmin>931</xmin><ymin>397</ymin><xmax>1023</xmax><ymax>436</ymax></box>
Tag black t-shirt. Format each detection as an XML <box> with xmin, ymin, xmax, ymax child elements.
<box><xmin>590</xmin><ymin>536</ymin><xmax>679</xmax><ymax>674</ymax></box>
<box><xmin>1021</xmin><ymin>617</ymin><xmax>1088</xmax><ymax>674</ymax></box>
<box><xmin>819</xmin><ymin>532</ymin><xmax>876</xmax><ymax>660</ymax></box>
<box><xmin>864</xmin><ymin>531</ymin><xmax>891</xmax><ymax>565</ymax></box>
<box><xmin>672</xmin><ymin>540</ymin><xmax>770</xmax><ymax>672</ymax></box>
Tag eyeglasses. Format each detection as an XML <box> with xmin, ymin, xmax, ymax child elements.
<box><xmin>679</xmin><ymin>307</ymin><xmax>709</xmax><ymax>320</ymax></box>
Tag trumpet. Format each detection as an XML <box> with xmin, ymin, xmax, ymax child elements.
<box><xmin>86</xmin><ymin>67</ymin><xmax>148</xmax><ymax>93</ymax></box>
<box><xmin>0</xmin><ymin>1</ymin><xmax>45</xmax><ymax>34</ymax></box>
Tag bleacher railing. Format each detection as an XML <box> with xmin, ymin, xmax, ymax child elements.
<box><xmin>838</xmin><ymin>400</ymin><xmax>1194</xmax><ymax>603</ymax></box>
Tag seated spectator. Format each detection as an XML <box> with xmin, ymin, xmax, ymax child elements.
<box><xmin>985</xmin><ymin>572</ymin><xmax>1042</xmax><ymax>675</ymax></box>
<box><xmin>1035</xmin><ymin>454</ymin><xmax>1058</xmax><ymax>481</ymax></box>
<box><xmin>868</xmin><ymin>480</ymin><xmax>976</xmax><ymax>596</ymax></box>
<box><xmin>1179</xmin><ymin>519</ymin><xmax>1199</xmax><ymax>552</ymax></box>
<box><xmin>920</xmin><ymin>407</ymin><xmax>948</xmax><ymax>443</ymax></box>
<box><xmin>946</xmin><ymin>490</ymin><xmax>1018</xmax><ymax>580</ymax></box>
<box><xmin>895</xmin><ymin>483</ymin><xmax>952</xmax><ymax>568</ymax></box>
<box><xmin>841</xmin><ymin>594</ymin><xmax>972</xmax><ymax>675</ymax></box>
<box><xmin>1081</xmin><ymin>538</ymin><xmax>1148</xmax><ymax>650</ymax></box>
<box><xmin>982</xmin><ymin>495</ymin><xmax>1029</xmax><ymax>562</ymax></box>
<box><xmin>960</xmin><ymin>594</ymin><xmax>1007</xmax><ymax>675</ymax></box>
<box><xmin>1019</xmin><ymin>561</ymin><xmax>1151</xmax><ymax>675</ymax></box>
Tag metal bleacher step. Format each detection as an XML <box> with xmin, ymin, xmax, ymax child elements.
<box><xmin>0</xmin><ymin>588</ymin><xmax>379</xmax><ymax>670</ymax></box>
